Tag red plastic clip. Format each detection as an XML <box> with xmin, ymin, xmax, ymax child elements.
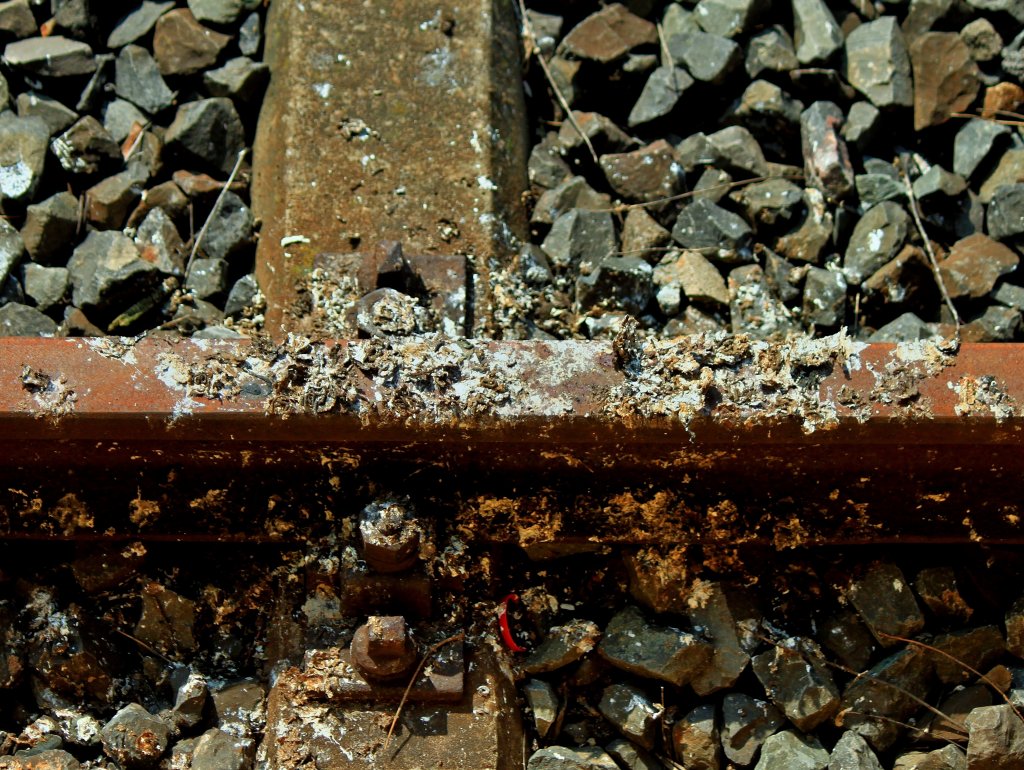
<box><xmin>498</xmin><ymin>593</ymin><xmax>527</xmax><ymax>653</ymax></box>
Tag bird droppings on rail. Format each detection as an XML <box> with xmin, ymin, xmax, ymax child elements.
<box><xmin>951</xmin><ymin>374</ymin><xmax>1016</xmax><ymax>422</ymax></box>
<box><xmin>19</xmin><ymin>366</ymin><xmax>77</xmax><ymax>422</ymax></box>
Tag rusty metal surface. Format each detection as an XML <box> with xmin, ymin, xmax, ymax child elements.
<box><xmin>252</xmin><ymin>0</ymin><xmax>529</xmax><ymax>333</ymax></box>
<box><xmin>0</xmin><ymin>334</ymin><xmax>1021</xmax><ymax>442</ymax></box>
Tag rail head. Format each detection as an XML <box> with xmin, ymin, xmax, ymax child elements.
<box><xmin>0</xmin><ymin>333</ymin><xmax>1020</xmax><ymax>445</ymax></box>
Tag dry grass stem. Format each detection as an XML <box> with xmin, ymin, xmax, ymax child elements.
<box><xmin>186</xmin><ymin>148</ymin><xmax>249</xmax><ymax>277</ymax></box>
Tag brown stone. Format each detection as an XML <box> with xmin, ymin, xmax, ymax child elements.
<box><xmin>939</xmin><ymin>234</ymin><xmax>1019</xmax><ymax>299</ymax></box>
<box><xmin>153</xmin><ymin>9</ymin><xmax>230</xmax><ymax>76</ymax></box>
<box><xmin>983</xmin><ymin>82</ymin><xmax>1024</xmax><ymax>120</ymax></box>
<box><xmin>910</xmin><ymin>32</ymin><xmax>981</xmax><ymax>130</ymax></box>
<box><xmin>558</xmin><ymin>3</ymin><xmax>657</xmax><ymax>64</ymax></box>
<box><xmin>599</xmin><ymin>139</ymin><xmax>682</xmax><ymax>204</ymax></box>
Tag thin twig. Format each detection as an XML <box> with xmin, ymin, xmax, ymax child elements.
<box><xmin>516</xmin><ymin>0</ymin><xmax>598</xmax><ymax>165</ymax></box>
<box><xmin>950</xmin><ymin>111</ymin><xmax>1024</xmax><ymax>127</ymax></box>
<box><xmin>841</xmin><ymin>709</ymin><xmax>966</xmax><ymax>741</ymax></box>
<box><xmin>901</xmin><ymin>171</ymin><xmax>961</xmax><ymax>334</ymax></box>
<box><xmin>604</xmin><ymin>172</ymin><xmax>805</xmax><ymax>213</ymax></box>
<box><xmin>185</xmin><ymin>148</ymin><xmax>248</xmax><ymax>277</ymax></box>
<box><xmin>115</xmin><ymin>628</ymin><xmax>177</xmax><ymax>666</ymax></box>
<box><xmin>879</xmin><ymin>631</ymin><xmax>1024</xmax><ymax>726</ymax></box>
<box><xmin>383</xmin><ymin>631</ymin><xmax>465</xmax><ymax>752</ymax></box>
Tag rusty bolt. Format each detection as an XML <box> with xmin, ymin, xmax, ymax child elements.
<box><xmin>360</xmin><ymin>498</ymin><xmax>420</xmax><ymax>573</ymax></box>
<box><xmin>351</xmin><ymin>615</ymin><xmax>418</xmax><ymax>682</ymax></box>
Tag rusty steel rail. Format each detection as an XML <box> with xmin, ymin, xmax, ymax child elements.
<box><xmin>0</xmin><ymin>335</ymin><xmax>1021</xmax><ymax>444</ymax></box>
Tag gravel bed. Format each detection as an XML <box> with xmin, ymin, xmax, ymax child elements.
<box><xmin>0</xmin><ymin>0</ymin><xmax>266</xmax><ymax>338</ymax></box>
<box><xmin>499</xmin><ymin>0</ymin><xmax>1024</xmax><ymax>344</ymax></box>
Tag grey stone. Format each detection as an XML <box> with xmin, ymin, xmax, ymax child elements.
<box><xmin>844</xmin><ymin>17</ymin><xmax>914</xmax><ymax>109</ymax></box>
<box><xmin>675</xmin><ymin>131</ymin><xmax>718</xmax><ymax>172</ymax></box>
<box><xmin>688</xmin><ymin>582</ymin><xmax>750</xmax><ymax>695</ymax></box>
<box><xmin>987</xmin><ymin>184</ymin><xmax>1024</xmax><ymax>241</ymax></box>
<box><xmin>76</xmin><ymin>52</ymin><xmax>114</xmax><ymax>115</ymax></box>
<box><xmin>532</xmin><ymin>176</ymin><xmax>612</xmax><ymax>225</ymax></box>
<box><xmin>523</xmin><ymin>679</ymin><xmax>558</xmax><ymax>738</ymax></box>
<box><xmin>731</xmin><ymin>177</ymin><xmax>804</xmax><ymax>228</ymax></box>
<box><xmin>902</xmin><ymin>0</ymin><xmax>970</xmax><ymax>37</ymax></box>
<box><xmin>940</xmin><ymin>233</ymin><xmax>1019</xmax><ymax>297</ymax></box>
<box><xmin>526</xmin><ymin>10</ymin><xmax>562</xmax><ymax>57</ymax></box>
<box><xmin>3</xmin><ymin>36</ymin><xmax>95</xmax><ymax>77</ymax></box>
<box><xmin>980</xmin><ymin>149</ymin><xmax>1024</xmax><ymax>204</ymax></box>
<box><xmin>848</xmin><ymin>562</ymin><xmax>925</xmax><ymax>645</ymax></box>
<box><xmin>190</xmin><ymin>727</ymin><xmax>251</xmax><ymax>770</ymax></box>
<box><xmin>962</xmin><ymin>303</ymin><xmax>1019</xmax><ymax>339</ymax></box>
<box><xmin>868</xmin><ymin>311</ymin><xmax>938</xmax><ymax>341</ymax></box>
<box><xmin>0</xmin><ymin>217</ymin><xmax>23</xmax><ymax>287</ymax></box>
<box><xmin>693</xmin><ymin>0</ymin><xmax>768</xmax><ymax>38</ymax></box>
<box><xmin>842</xmin><ymin>102</ymin><xmax>881</xmax><ymax>151</ymax></box>
<box><xmin>154</xmin><ymin>9</ymin><xmax>231</xmax><ymax>77</ymax></box>
<box><xmin>211</xmin><ymin>680</ymin><xmax>265</xmax><ymax>737</ymax></box>
<box><xmin>966</xmin><ymin>0</ymin><xmax>1024</xmax><ymax>23</ymax></box>
<box><xmin>0</xmin><ymin>302</ymin><xmax>55</xmax><ymax>336</ymax></box>
<box><xmin>557</xmin><ymin>3</ymin><xmax>656</xmax><ymax>63</ymax></box>
<box><xmin>86</xmin><ymin>171</ymin><xmax>143</xmax><ymax>230</ymax></box>
<box><xmin>746</xmin><ymin>25</ymin><xmax>799</xmax><ymax>79</ymax></box>
<box><xmin>201</xmin><ymin>191</ymin><xmax>254</xmax><ymax>261</ymax></box>
<box><xmin>186</xmin><ymin>257</ymin><xmax>229</xmax><ymax>300</ymax></box>
<box><xmin>0</xmin><ymin>112</ymin><xmax>49</xmax><ymax>204</ymax></box>
<box><xmin>0</xmin><ymin>0</ymin><xmax>36</xmax><ymax>39</ymax></box>
<box><xmin>792</xmin><ymin>0</ymin><xmax>844</xmax><ymax>65</ymax></box>
<box><xmin>893</xmin><ymin>746</ymin><xmax>966</xmax><ymax>770</ymax></box>
<box><xmin>672</xmin><ymin>704</ymin><xmax>720</xmax><ymax>770</ymax></box>
<box><xmin>547</xmin><ymin>56</ymin><xmax>583</xmax><ymax>108</ymax></box>
<box><xmin>605</xmin><ymin>739</ymin><xmax>663</xmax><ymax>770</ymax></box>
<box><xmin>577</xmin><ymin>256</ymin><xmax>653</xmax><ymax>314</ymax></box>
<box><xmin>188</xmin><ymin>0</ymin><xmax>245</xmax><ymax>26</ymax></box>
<box><xmin>721</xmin><ymin>694</ymin><xmax>784</xmax><ymax>766</ymax></box>
<box><xmin>52</xmin><ymin>0</ymin><xmax>97</xmax><ymax>39</ymax></box>
<box><xmin>515</xmin><ymin>244</ymin><xmax>553</xmax><ymax>286</ymax></box>
<box><xmin>856</xmin><ymin>174</ymin><xmax>905</xmax><ymax>206</ymax></box>
<box><xmin>238</xmin><ymin>11</ymin><xmax>261</xmax><ymax>57</ymax></box>
<box><xmin>763</xmin><ymin>246</ymin><xmax>802</xmax><ymax>303</ymax></box>
<box><xmin>843</xmin><ymin>202</ymin><xmax>909</xmax><ymax>285</ymax></box>
<box><xmin>621</xmin><ymin>207</ymin><xmax>670</xmax><ymax>262</ymax></box>
<box><xmin>0</xmin><ymin>71</ymin><xmax>7</xmax><ymax>111</ymax></box>
<box><xmin>174</xmin><ymin>297</ymin><xmax>225</xmax><ymax>331</ymax></box>
<box><xmin>598</xmin><ymin>605</ymin><xmax>712</xmax><ymax>687</ymax></box>
<box><xmin>600</xmin><ymin>140</ymin><xmax>683</xmax><ymax>203</ymax></box>
<box><xmin>803</xmin><ymin>267</ymin><xmax>848</xmax><ymax>325</ymax></box>
<box><xmin>21</xmin><ymin>191</ymin><xmax>78</xmax><ymax>265</ymax></box>
<box><xmin>776</xmin><ymin>188</ymin><xmax>833</xmax><ymax>263</ymax></box>
<box><xmin>752</xmin><ymin>638</ymin><xmax>841</xmax><ymax>731</ymax></box>
<box><xmin>224</xmin><ymin>273</ymin><xmax>259</xmax><ymax>317</ymax></box>
<box><xmin>171</xmin><ymin>669</ymin><xmax>208</xmax><ymax>729</ymax></box>
<box><xmin>960</xmin><ymin>17</ymin><xmax>1002</xmax><ymax>62</ymax></box>
<box><xmin>103</xmin><ymin>99</ymin><xmax>147</xmax><ymax>144</ymax></box>
<box><xmin>672</xmin><ymin>198</ymin><xmax>752</xmax><ymax>260</ymax></box>
<box><xmin>165</xmin><ymin>98</ymin><xmax>245</xmax><ymax>175</ymax></box>
<box><xmin>203</xmin><ymin>56</ymin><xmax>269</xmax><ymax>104</ymax></box>
<box><xmin>828</xmin><ymin>731</ymin><xmax>883</xmax><ymax>770</ymax></box>
<box><xmin>67</xmin><ymin>230</ymin><xmax>160</xmax><ymax>315</ymax></box>
<box><xmin>116</xmin><ymin>45</ymin><xmax>175</xmax><ymax>115</ymax></box>
<box><xmin>914</xmin><ymin>33</ymin><xmax>980</xmax><ymax>132</ymax></box>
<box><xmin>731</xmin><ymin>79</ymin><xmax>804</xmax><ymax>161</ymax></box>
<box><xmin>729</xmin><ymin>263</ymin><xmax>796</xmax><ymax>337</ymax></box>
<box><xmin>953</xmin><ymin>119</ymin><xmax>1010</xmax><ymax>180</ymax></box>
<box><xmin>707</xmin><ymin>125</ymin><xmax>767</xmax><ymax>177</ymax></box>
<box><xmin>16</xmin><ymin>92</ymin><xmax>79</xmax><ymax>137</ymax></box>
<box><xmin>654</xmin><ymin>249</ymin><xmax>729</xmax><ymax>309</ymax></box>
<box><xmin>801</xmin><ymin>101</ymin><xmax>855</xmax><ymax>202</ymax></box>
<box><xmin>523</xmin><ymin>619</ymin><xmax>601</xmax><ymax>674</ymax></box>
<box><xmin>839</xmin><ymin>646</ymin><xmax>933</xmax><ymax>751</ymax></box>
<box><xmin>108</xmin><ymin>1</ymin><xmax>176</xmax><ymax>49</ymax></box>
<box><xmin>694</xmin><ymin>167</ymin><xmax>733</xmax><ymax>203</ymax></box>
<box><xmin>819</xmin><ymin>610</ymin><xmax>877</xmax><ymax>673</ymax></box>
<box><xmin>927</xmin><ymin>626</ymin><xmax>1006</xmax><ymax>685</ymax></box>
<box><xmin>528</xmin><ymin>135</ymin><xmax>570</xmax><ymax>190</ymax></box>
<box><xmin>135</xmin><ymin>207</ymin><xmax>185</xmax><ymax>276</ymax></box>
<box><xmin>100</xmin><ymin>703</ymin><xmax>170</xmax><ymax>767</ymax></box>
<box><xmin>628</xmin><ymin>66</ymin><xmax>693</xmax><ymax>127</ymax></box>
<box><xmin>527</xmin><ymin>746</ymin><xmax>620</xmax><ymax>770</ymax></box>
<box><xmin>22</xmin><ymin>264</ymin><xmax>68</xmax><ymax>311</ymax></box>
<box><xmin>662</xmin><ymin>3</ymin><xmax>699</xmax><ymax>38</ymax></box>
<box><xmin>558</xmin><ymin>111</ymin><xmax>634</xmax><ymax>157</ymax></box>
<box><xmin>912</xmin><ymin>166</ymin><xmax>967</xmax><ymax>201</ymax></box>
<box><xmin>0</xmin><ymin>273</ymin><xmax>22</xmax><ymax>305</ymax></box>
<box><xmin>755</xmin><ymin>732</ymin><xmax>828</xmax><ymax>770</ymax></box>
<box><xmin>542</xmin><ymin>209</ymin><xmax>617</xmax><ymax>272</ymax></box>
<box><xmin>599</xmin><ymin>683</ymin><xmax>659</xmax><ymax>750</ymax></box>
<box><xmin>964</xmin><ymin>704</ymin><xmax>1024</xmax><ymax>769</ymax></box>
<box><xmin>51</xmin><ymin>116</ymin><xmax>121</xmax><ymax>176</ymax></box>
<box><xmin>667</xmin><ymin>30</ymin><xmax>742</xmax><ymax>84</ymax></box>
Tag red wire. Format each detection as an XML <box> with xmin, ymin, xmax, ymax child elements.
<box><xmin>498</xmin><ymin>593</ymin><xmax>527</xmax><ymax>652</ymax></box>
